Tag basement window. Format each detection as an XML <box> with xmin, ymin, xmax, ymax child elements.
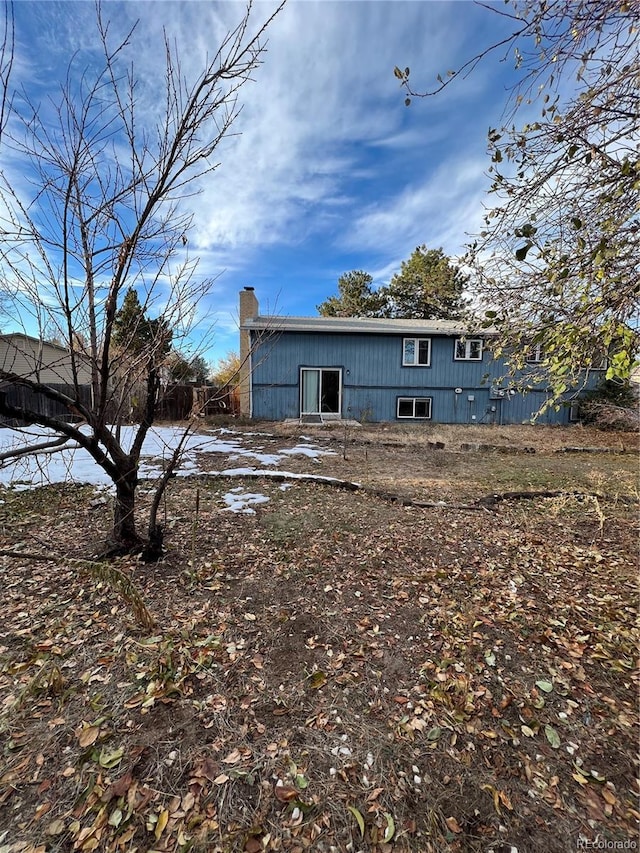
<box><xmin>397</xmin><ymin>397</ymin><xmax>432</xmax><ymax>419</ymax></box>
<box><xmin>403</xmin><ymin>337</ymin><xmax>431</xmax><ymax>366</ymax></box>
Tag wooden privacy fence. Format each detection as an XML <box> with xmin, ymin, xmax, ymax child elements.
<box><xmin>0</xmin><ymin>381</ymin><xmax>239</xmax><ymax>427</ymax></box>
<box><xmin>0</xmin><ymin>382</ymin><xmax>93</xmax><ymax>426</ymax></box>
<box><xmin>119</xmin><ymin>384</ymin><xmax>240</xmax><ymax>422</ymax></box>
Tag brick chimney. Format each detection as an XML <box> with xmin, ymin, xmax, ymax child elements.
<box><xmin>239</xmin><ymin>286</ymin><xmax>259</xmax><ymax>324</ymax></box>
<box><xmin>239</xmin><ymin>287</ymin><xmax>258</xmax><ymax>416</ymax></box>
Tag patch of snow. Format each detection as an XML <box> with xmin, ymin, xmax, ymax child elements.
<box><xmin>222</xmin><ymin>489</ymin><xmax>270</xmax><ymax>514</ymax></box>
<box><xmin>0</xmin><ymin>425</ymin><xmax>339</xmax><ymax>489</ymax></box>
<box><xmin>280</xmin><ymin>444</ymin><xmax>335</xmax><ymax>459</ymax></box>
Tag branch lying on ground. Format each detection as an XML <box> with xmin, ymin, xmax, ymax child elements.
<box><xmin>184</xmin><ymin>470</ymin><xmax>638</xmax><ymax>511</ymax></box>
<box><xmin>0</xmin><ymin>550</ymin><xmax>154</xmax><ymax>629</ymax></box>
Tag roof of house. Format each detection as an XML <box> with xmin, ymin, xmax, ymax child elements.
<box><xmin>0</xmin><ymin>332</ymin><xmax>78</xmax><ymax>353</ymax></box>
<box><xmin>242</xmin><ymin>315</ymin><xmax>484</xmax><ymax>336</ymax></box>
<box><xmin>0</xmin><ymin>332</ymin><xmax>93</xmax><ymax>384</ymax></box>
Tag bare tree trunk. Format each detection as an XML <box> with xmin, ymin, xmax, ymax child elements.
<box><xmin>113</xmin><ymin>473</ymin><xmax>141</xmax><ymax>551</ymax></box>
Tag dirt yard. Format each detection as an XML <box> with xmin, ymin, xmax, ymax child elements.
<box><xmin>0</xmin><ymin>422</ymin><xmax>638</xmax><ymax>853</ymax></box>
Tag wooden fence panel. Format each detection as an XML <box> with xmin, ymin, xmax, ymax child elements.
<box><xmin>0</xmin><ymin>382</ymin><xmax>92</xmax><ymax>426</ymax></box>
<box><xmin>0</xmin><ymin>381</ymin><xmax>240</xmax><ymax>427</ymax></box>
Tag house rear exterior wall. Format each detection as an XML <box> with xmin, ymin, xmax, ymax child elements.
<box><xmin>249</xmin><ymin>330</ymin><xmax>599</xmax><ymax>424</ymax></box>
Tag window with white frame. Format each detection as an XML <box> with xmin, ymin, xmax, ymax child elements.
<box><xmin>454</xmin><ymin>338</ymin><xmax>483</xmax><ymax>361</ymax></box>
<box><xmin>397</xmin><ymin>397</ymin><xmax>432</xmax><ymax>419</ymax></box>
<box><xmin>403</xmin><ymin>337</ymin><xmax>431</xmax><ymax>366</ymax></box>
<box><xmin>591</xmin><ymin>352</ymin><xmax>608</xmax><ymax>370</ymax></box>
<box><xmin>525</xmin><ymin>343</ymin><xmax>545</xmax><ymax>363</ymax></box>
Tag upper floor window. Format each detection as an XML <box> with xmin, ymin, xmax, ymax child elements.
<box><xmin>454</xmin><ymin>338</ymin><xmax>483</xmax><ymax>361</ymax></box>
<box><xmin>403</xmin><ymin>337</ymin><xmax>431</xmax><ymax>366</ymax></box>
<box><xmin>526</xmin><ymin>344</ymin><xmax>545</xmax><ymax>363</ymax></box>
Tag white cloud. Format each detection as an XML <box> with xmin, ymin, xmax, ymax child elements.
<box><xmin>5</xmin><ymin>0</ymin><xmax>519</xmax><ymax>358</ymax></box>
<box><xmin>95</xmin><ymin>0</ymin><xmax>479</xmax><ymax>254</ymax></box>
<box><xmin>8</xmin><ymin>2</ymin><xmax>502</xmax><ymax>261</ymax></box>
<box><xmin>344</xmin><ymin>155</ymin><xmax>492</xmax><ymax>258</ymax></box>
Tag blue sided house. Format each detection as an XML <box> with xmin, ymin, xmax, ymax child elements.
<box><xmin>238</xmin><ymin>288</ymin><xmax>601</xmax><ymax>425</ymax></box>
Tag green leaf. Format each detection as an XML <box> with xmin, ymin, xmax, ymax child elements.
<box><xmin>426</xmin><ymin>726</ymin><xmax>442</xmax><ymax>741</ymax></box>
<box><xmin>515</xmin><ymin>244</ymin><xmax>531</xmax><ymax>261</ymax></box>
<box><xmin>536</xmin><ymin>680</ymin><xmax>553</xmax><ymax>693</ymax></box>
<box><xmin>545</xmin><ymin>725</ymin><xmax>561</xmax><ymax>748</ymax></box>
<box><xmin>307</xmin><ymin>671</ymin><xmax>327</xmax><ymax>689</ymax></box>
<box><xmin>99</xmin><ymin>746</ymin><xmax>124</xmax><ymax>769</ymax></box>
<box><xmin>347</xmin><ymin>805</ymin><xmax>365</xmax><ymax>837</ymax></box>
<box><xmin>383</xmin><ymin>812</ymin><xmax>396</xmax><ymax>842</ymax></box>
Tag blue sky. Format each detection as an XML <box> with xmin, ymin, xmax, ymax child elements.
<box><xmin>7</xmin><ymin>0</ymin><xmax>520</xmax><ymax>366</ymax></box>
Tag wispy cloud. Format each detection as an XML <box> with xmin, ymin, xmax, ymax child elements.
<box><xmin>6</xmin><ymin>0</ymin><xmax>519</xmax><ymax>358</ymax></box>
<box><xmin>343</xmin><ymin>155</ymin><xmax>492</xmax><ymax>257</ymax></box>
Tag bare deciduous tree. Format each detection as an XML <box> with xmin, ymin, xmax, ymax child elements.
<box><xmin>0</xmin><ymin>1</ymin><xmax>284</xmax><ymax>558</ymax></box>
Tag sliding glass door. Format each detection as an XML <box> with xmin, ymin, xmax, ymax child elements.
<box><xmin>300</xmin><ymin>368</ymin><xmax>341</xmax><ymax>416</ymax></box>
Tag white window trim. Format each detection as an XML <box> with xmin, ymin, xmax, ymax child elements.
<box><xmin>397</xmin><ymin>396</ymin><xmax>432</xmax><ymax>419</ymax></box>
<box><xmin>300</xmin><ymin>367</ymin><xmax>342</xmax><ymax>416</ymax></box>
<box><xmin>454</xmin><ymin>338</ymin><xmax>483</xmax><ymax>361</ymax></box>
<box><xmin>590</xmin><ymin>355</ymin><xmax>608</xmax><ymax>371</ymax></box>
<box><xmin>526</xmin><ymin>344</ymin><xmax>545</xmax><ymax>363</ymax></box>
<box><xmin>402</xmin><ymin>337</ymin><xmax>431</xmax><ymax>367</ymax></box>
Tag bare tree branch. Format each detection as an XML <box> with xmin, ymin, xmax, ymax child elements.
<box><xmin>0</xmin><ymin>434</ymin><xmax>71</xmax><ymax>464</ymax></box>
<box><xmin>397</xmin><ymin>0</ymin><xmax>639</xmax><ymax>400</ymax></box>
<box><xmin>0</xmin><ymin>0</ymin><xmax>13</xmax><ymax>141</ymax></box>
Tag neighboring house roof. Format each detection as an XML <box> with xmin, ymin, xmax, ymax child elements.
<box><xmin>0</xmin><ymin>333</ymin><xmax>93</xmax><ymax>385</ymax></box>
<box><xmin>242</xmin><ymin>315</ymin><xmax>484</xmax><ymax>336</ymax></box>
